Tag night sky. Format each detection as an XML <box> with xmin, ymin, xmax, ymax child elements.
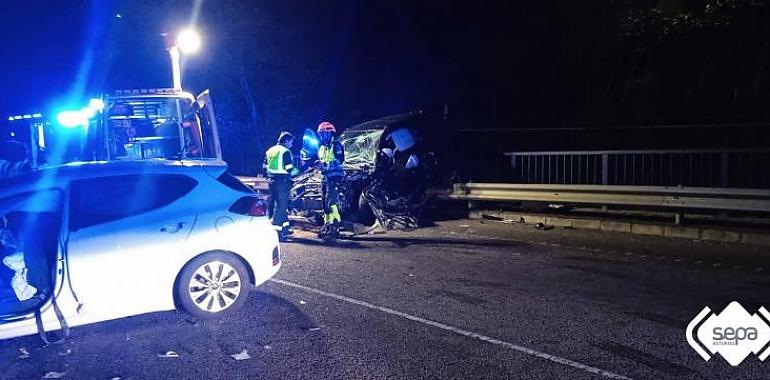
<box><xmin>1</xmin><ymin>1</ymin><xmax>769</xmax><ymax>176</ymax></box>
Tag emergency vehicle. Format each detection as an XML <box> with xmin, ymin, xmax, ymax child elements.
<box><xmin>1</xmin><ymin>88</ymin><xmax>222</xmax><ymax>176</ymax></box>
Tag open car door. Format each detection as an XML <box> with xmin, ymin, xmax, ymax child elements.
<box><xmin>0</xmin><ymin>189</ymin><xmax>74</xmax><ymax>342</ymax></box>
<box><xmin>196</xmin><ymin>90</ymin><xmax>223</xmax><ymax>161</ymax></box>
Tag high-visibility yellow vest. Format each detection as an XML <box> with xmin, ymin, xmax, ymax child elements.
<box><xmin>318</xmin><ymin>145</ymin><xmax>335</xmax><ymax>165</ymax></box>
<box><xmin>265</xmin><ymin>145</ymin><xmax>292</xmax><ymax>175</ymax></box>
<box><xmin>318</xmin><ymin>142</ymin><xmax>344</xmax><ymax>177</ymax></box>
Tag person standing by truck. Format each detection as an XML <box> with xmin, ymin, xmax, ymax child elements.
<box><xmin>264</xmin><ymin>132</ymin><xmax>299</xmax><ymax>240</ymax></box>
<box><xmin>316</xmin><ymin>121</ymin><xmax>345</xmax><ymax>240</ymax></box>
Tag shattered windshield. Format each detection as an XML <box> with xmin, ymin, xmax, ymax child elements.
<box><xmin>340</xmin><ymin>129</ymin><xmax>384</xmax><ymax>170</ymax></box>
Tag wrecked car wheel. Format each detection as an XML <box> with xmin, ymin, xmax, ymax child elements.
<box><xmin>176</xmin><ymin>252</ymin><xmax>250</xmax><ymax>319</ymax></box>
<box><xmin>356</xmin><ymin>192</ymin><xmax>376</xmax><ymax>226</ymax></box>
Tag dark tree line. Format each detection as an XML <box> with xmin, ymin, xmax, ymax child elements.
<box><xmin>19</xmin><ymin>0</ymin><xmax>767</xmax><ymax>175</ymax></box>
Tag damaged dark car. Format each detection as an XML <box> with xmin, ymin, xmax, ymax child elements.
<box><xmin>289</xmin><ymin>111</ymin><xmax>441</xmax><ymax>231</ymax></box>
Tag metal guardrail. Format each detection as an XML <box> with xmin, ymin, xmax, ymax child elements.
<box><xmin>505</xmin><ymin>149</ymin><xmax>770</xmax><ymax>189</ymax></box>
<box><xmin>236</xmin><ymin>176</ymin><xmax>269</xmax><ymax>191</ymax></box>
<box><xmin>450</xmin><ymin>183</ymin><xmax>770</xmax><ymax>213</ymax></box>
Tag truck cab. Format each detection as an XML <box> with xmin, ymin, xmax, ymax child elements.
<box><xmin>98</xmin><ymin>88</ymin><xmax>222</xmax><ymax>162</ymax></box>
<box><xmin>1</xmin><ymin>88</ymin><xmax>222</xmax><ymax>180</ymax></box>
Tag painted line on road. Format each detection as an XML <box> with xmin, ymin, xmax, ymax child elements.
<box><xmin>269</xmin><ymin>278</ymin><xmax>634</xmax><ymax>380</ymax></box>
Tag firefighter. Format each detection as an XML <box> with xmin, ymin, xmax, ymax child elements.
<box><xmin>264</xmin><ymin>132</ymin><xmax>299</xmax><ymax>240</ymax></box>
<box><xmin>316</xmin><ymin>121</ymin><xmax>345</xmax><ymax>240</ymax></box>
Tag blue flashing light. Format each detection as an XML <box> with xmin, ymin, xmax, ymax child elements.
<box><xmin>12</xmin><ymin>116</ymin><xmax>22</xmax><ymax>120</ymax></box>
<box><xmin>32</xmin><ymin>113</ymin><xmax>43</xmax><ymax>118</ymax></box>
<box><xmin>22</xmin><ymin>114</ymin><xmax>32</xmax><ymax>119</ymax></box>
<box><xmin>7</xmin><ymin>117</ymin><xmax>13</xmax><ymax>121</ymax></box>
<box><xmin>303</xmin><ymin>128</ymin><xmax>320</xmax><ymax>148</ymax></box>
<box><xmin>55</xmin><ymin>98</ymin><xmax>103</xmax><ymax>128</ymax></box>
<box><xmin>56</xmin><ymin>110</ymin><xmax>88</xmax><ymax>128</ymax></box>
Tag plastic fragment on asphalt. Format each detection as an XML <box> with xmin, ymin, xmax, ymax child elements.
<box><xmin>460</xmin><ymin>224</ymin><xmax>470</xmax><ymax>228</ymax></box>
<box><xmin>109</xmin><ymin>377</ymin><xmax>122</xmax><ymax>380</ymax></box>
<box><xmin>230</xmin><ymin>349</ymin><xmax>251</xmax><ymax>361</ymax></box>
<box><xmin>42</xmin><ymin>372</ymin><xmax>66</xmax><ymax>379</ymax></box>
<box><xmin>408</xmin><ymin>273</ymin><xmax>414</xmax><ymax>277</ymax></box>
<box><xmin>534</xmin><ymin>222</ymin><xmax>553</xmax><ymax>231</ymax></box>
<box><xmin>58</xmin><ymin>349</ymin><xmax>71</xmax><ymax>356</ymax></box>
<box><xmin>18</xmin><ymin>347</ymin><xmax>30</xmax><ymax>359</ymax></box>
<box><xmin>308</xmin><ymin>327</ymin><xmax>321</xmax><ymax>331</ymax></box>
<box><xmin>263</xmin><ymin>345</ymin><xmax>272</xmax><ymax>350</ymax></box>
<box><xmin>157</xmin><ymin>351</ymin><xmax>179</xmax><ymax>358</ymax></box>
<box><xmin>299</xmin><ymin>300</ymin><xmax>307</xmax><ymax>305</ymax></box>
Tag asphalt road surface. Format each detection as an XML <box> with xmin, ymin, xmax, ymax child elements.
<box><xmin>2</xmin><ymin>219</ymin><xmax>769</xmax><ymax>379</ymax></box>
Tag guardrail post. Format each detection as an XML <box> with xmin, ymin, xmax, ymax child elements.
<box><xmin>720</xmin><ymin>152</ymin><xmax>729</xmax><ymax>187</ymax></box>
<box><xmin>601</xmin><ymin>154</ymin><xmax>609</xmax><ymax>185</ymax></box>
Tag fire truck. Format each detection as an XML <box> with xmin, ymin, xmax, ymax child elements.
<box><xmin>1</xmin><ymin>88</ymin><xmax>222</xmax><ymax>177</ymax></box>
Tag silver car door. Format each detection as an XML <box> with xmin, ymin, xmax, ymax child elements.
<box><xmin>65</xmin><ymin>174</ymin><xmax>198</xmax><ymax>323</ymax></box>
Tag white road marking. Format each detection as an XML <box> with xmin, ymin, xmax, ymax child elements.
<box><xmin>269</xmin><ymin>279</ymin><xmax>634</xmax><ymax>380</ymax></box>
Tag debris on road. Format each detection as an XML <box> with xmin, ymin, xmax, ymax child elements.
<box><xmin>58</xmin><ymin>349</ymin><xmax>72</xmax><ymax>356</ymax></box>
<box><xmin>157</xmin><ymin>351</ymin><xmax>179</xmax><ymax>358</ymax></box>
<box><xmin>480</xmin><ymin>214</ymin><xmax>525</xmax><ymax>225</ymax></box>
<box><xmin>42</xmin><ymin>372</ymin><xmax>66</xmax><ymax>379</ymax></box>
<box><xmin>18</xmin><ymin>347</ymin><xmax>30</xmax><ymax>359</ymax></box>
<box><xmin>263</xmin><ymin>345</ymin><xmax>272</xmax><ymax>350</ymax></box>
<box><xmin>534</xmin><ymin>222</ymin><xmax>554</xmax><ymax>231</ymax></box>
<box><xmin>460</xmin><ymin>224</ymin><xmax>470</xmax><ymax>228</ymax></box>
<box><xmin>308</xmin><ymin>327</ymin><xmax>321</xmax><ymax>332</ymax></box>
<box><xmin>299</xmin><ymin>300</ymin><xmax>307</xmax><ymax>305</ymax></box>
<box><xmin>230</xmin><ymin>349</ymin><xmax>251</xmax><ymax>361</ymax></box>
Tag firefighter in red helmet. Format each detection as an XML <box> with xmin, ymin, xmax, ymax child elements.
<box><xmin>316</xmin><ymin>121</ymin><xmax>345</xmax><ymax>240</ymax></box>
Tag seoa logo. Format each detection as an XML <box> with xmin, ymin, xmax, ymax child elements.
<box><xmin>687</xmin><ymin>302</ymin><xmax>770</xmax><ymax>366</ymax></box>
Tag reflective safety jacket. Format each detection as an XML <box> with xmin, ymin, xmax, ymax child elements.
<box><xmin>264</xmin><ymin>144</ymin><xmax>297</xmax><ymax>177</ymax></box>
<box><xmin>318</xmin><ymin>140</ymin><xmax>345</xmax><ymax>177</ymax></box>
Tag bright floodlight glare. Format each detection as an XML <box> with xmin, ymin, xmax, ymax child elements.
<box><xmin>177</xmin><ymin>29</ymin><xmax>201</xmax><ymax>54</ymax></box>
<box><xmin>81</xmin><ymin>107</ymin><xmax>96</xmax><ymax>119</ymax></box>
<box><xmin>88</xmin><ymin>98</ymin><xmax>105</xmax><ymax>112</ymax></box>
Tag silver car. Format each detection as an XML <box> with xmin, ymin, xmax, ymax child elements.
<box><xmin>0</xmin><ymin>160</ymin><xmax>280</xmax><ymax>342</ymax></box>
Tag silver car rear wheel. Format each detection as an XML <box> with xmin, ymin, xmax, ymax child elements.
<box><xmin>177</xmin><ymin>252</ymin><xmax>251</xmax><ymax>319</ymax></box>
<box><xmin>188</xmin><ymin>260</ymin><xmax>242</xmax><ymax>313</ymax></box>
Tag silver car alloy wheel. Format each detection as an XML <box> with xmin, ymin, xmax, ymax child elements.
<box><xmin>188</xmin><ymin>260</ymin><xmax>242</xmax><ymax>313</ymax></box>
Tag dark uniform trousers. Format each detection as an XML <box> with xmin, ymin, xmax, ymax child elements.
<box><xmin>268</xmin><ymin>175</ymin><xmax>292</xmax><ymax>233</ymax></box>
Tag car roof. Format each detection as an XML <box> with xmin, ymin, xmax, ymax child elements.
<box><xmin>0</xmin><ymin>159</ymin><xmax>227</xmax><ymax>197</ymax></box>
<box><xmin>344</xmin><ymin>110</ymin><xmax>422</xmax><ymax>133</ymax></box>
